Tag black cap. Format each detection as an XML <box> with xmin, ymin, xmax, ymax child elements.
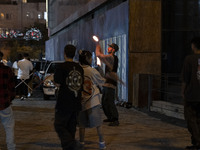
<box><xmin>108</xmin><ymin>43</ymin><xmax>119</xmax><ymax>52</ymax></box>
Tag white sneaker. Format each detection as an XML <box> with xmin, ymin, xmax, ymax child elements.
<box><xmin>99</xmin><ymin>141</ymin><xmax>106</xmax><ymax>149</ymax></box>
<box><xmin>28</xmin><ymin>93</ymin><xmax>31</xmax><ymax>97</ymax></box>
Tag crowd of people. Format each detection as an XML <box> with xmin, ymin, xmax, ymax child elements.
<box><xmin>53</xmin><ymin>43</ymin><xmax>120</xmax><ymax>150</ymax></box>
<box><xmin>0</xmin><ymin>42</ymin><xmax>120</xmax><ymax>150</ymax></box>
<box><xmin>2</xmin><ymin>36</ymin><xmax>200</xmax><ymax>150</ymax></box>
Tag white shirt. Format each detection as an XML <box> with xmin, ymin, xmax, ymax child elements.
<box><xmin>17</xmin><ymin>58</ymin><xmax>33</xmax><ymax>79</ymax></box>
<box><xmin>12</xmin><ymin>61</ymin><xmax>18</xmax><ymax>76</ymax></box>
<box><xmin>81</xmin><ymin>65</ymin><xmax>105</xmax><ymax>111</ymax></box>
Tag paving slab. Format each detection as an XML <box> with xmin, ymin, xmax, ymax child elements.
<box><xmin>0</xmin><ymin>99</ymin><xmax>190</xmax><ymax>150</ymax></box>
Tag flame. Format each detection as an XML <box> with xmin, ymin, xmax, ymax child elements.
<box><xmin>97</xmin><ymin>57</ymin><xmax>101</xmax><ymax>66</ymax></box>
<box><xmin>92</xmin><ymin>35</ymin><xmax>99</xmax><ymax>42</ymax></box>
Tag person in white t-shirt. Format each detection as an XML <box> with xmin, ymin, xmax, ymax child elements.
<box><xmin>12</xmin><ymin>54</ymin><xmax>23</xmax><ymax>96</ymax></box>
<box><xmin>17</xmin><ymin>53</ymin><xmax>33</xmax><ymax>100</ymax></box>
<box><xmin>78</xmin><ymin>50</ymin><xmax>106</xmax><ymax>150</ymax></box>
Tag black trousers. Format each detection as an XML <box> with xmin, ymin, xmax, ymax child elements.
<box><xmin>54</xmin><ymin>111</ymin><xmax>78</xmax><ymax>150</ymax></box>
<box><xmin>17</xmin><ymin>79</ymin><xmax>29</xmax><ymax>97</ymax></box>
<box><xmin>102</xmin><ymin>87</ymin><xmax>119</xmax><ymax>121</ymax></box>
<box><xmin>184</xmin><ymin>101</ymin><xmax>200</xmax><ymax>146</ymax></box>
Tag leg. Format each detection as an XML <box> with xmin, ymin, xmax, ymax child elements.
<box><xmin>79</xmin><ymin>127</ymin><xmax>85</xmax><ymax>143</ymax></box>
<box><xmin>67</xmin><ymin>112</ymin><xmax>77</xmax><ymax>140</ymax></box>
<box><xmin>0</xmin><ymin>106</ymin><xmax>16</xmax><ymax>150</ymax></box>
<box><xmin>23</xmin><ymin>79</ymin><xmax>29</xmax><ymax>97</ymax></box>
<box><xmin>184</xmin><ymin>102</ymin><xmax>199</xmax><ymax>146</ymax></box>
<box><xmin>108</xmin><ymin>88</ymin><xmax>119</xmax><ymax>121</ymax></box>
<box><xmin>102</xmin><ymin>87</ymin><xmax>112</xmax><ymax>120</ymax></box>
<box><xmin>17</xmin><ymin>79</ymin><xmax>23</xmax><ymax>97</ymax></box>
<box><xmin>54</xmin><ymin>112</ymin><xmax>77</xmax><ymax>150</ymax></box>
<box><xmin>194</xmin><ymin>103</ymin><xmax>200</xmax><ymax>146</ymax></box>
<box><xmin>97</xmin><ymin>126</ymin><xmax>106</xmax><ymax>149</ymax></box>
<box><xmin>96</xmin><ymin>126</ymin><xmax>104</xmax><ymax>142</ymax></box>
<box><xmin>28</xmin><ymin>78</ymin><xmax>33</xmax><ymax>97</ymax></box>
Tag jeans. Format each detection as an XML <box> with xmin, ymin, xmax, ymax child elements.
<box><xmin>0</xmin><ymin>106</ymin><xmax>16</xmax><ymax>150</ymax></box>
<box><xmin>102</xmin><ymin>87</ymin><xmax>119</xmax><ymax>121</ymax></box>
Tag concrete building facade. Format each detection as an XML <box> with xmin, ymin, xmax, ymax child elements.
<box><xmin>0</xmin><ymin>0</ymin><xmax>46</xmax><ymax>35</ymax></box>
<box><xmin>45</xmin><ymin>0</ymin><xmax>161</xmax><ymax>105</ymax></box>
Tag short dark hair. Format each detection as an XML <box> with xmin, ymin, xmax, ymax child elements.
<box><xmin>64</xmin><ymin>44</ymin><xmax>76</xmax><ymax>58</ymax></box>
<box><xmin>23</xmin><ymin>53</ymin><xmax>29</xmax><ymax>57</ymax></box>
<box><xmin>191</xmin><ymin>37</ymin><xmax>200</xmax><ymax>50</ymax></box>
<box><xmin>17</xmin><ymin>53</ymin><xmax>23</xmax><ymax>60</ymax></box>
<box><xmin>0</xmin><ymin>51</ymin><xmax>3</xmax><ymax>58</ymax></box>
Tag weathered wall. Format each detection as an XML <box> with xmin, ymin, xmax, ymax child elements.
<box><xmin>48</xmin><ymin>0</ymin><xmax>107</xmax><ymax>33</ymax></box>
<box><xmin>128</xmin><ymin>0</ymin><xmax>161</xmax><ymax>107</ymax></box>
<box><xmin>0</xmin><ymin>2</ymin><xmax>46</xmax><ymax>30</ymax></box>
<box><xmin>46</xmin><ymin>0</ymin><xmax>129</xmax><ymax>101</ymax></box>
<box><xmin>46</xmin><ymin>1</ymin><xmax>129</xmax><ymax>60</ymax></box>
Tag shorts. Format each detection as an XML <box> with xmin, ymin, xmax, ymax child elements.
<box><xmin>78</xmin><ymin>105</ymin><xmax>102</xmax><ymax>128</ymax></box>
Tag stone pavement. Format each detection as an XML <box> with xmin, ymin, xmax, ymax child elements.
<box><xmin>0</xmin><ymin>98</ymin><xmax>191</xmax><ymax>150</ymax></box>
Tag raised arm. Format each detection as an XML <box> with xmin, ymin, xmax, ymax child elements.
<box><xmin>95</xmin><ymin>44</ymin><xmax>114</xmax><ymax>70</ymax></box>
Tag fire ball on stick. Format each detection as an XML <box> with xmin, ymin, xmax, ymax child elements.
<box><xmin>92</xmin><ymin>35</ymin><xmax>99</xmax><ymax>42</ymax></box>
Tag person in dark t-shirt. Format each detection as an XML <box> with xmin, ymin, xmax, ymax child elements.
<box><xmin>182</xmin><ymin>37</ymin><xmax>200</xmax><ymax>150</ymax></box>
<box><xmin>96</xmin><ymin>43</ymin><xmax>120</xmax><ymax>126</ymax></box>
<box><xmin>54</xmin><ymin>44</ymin><xmax>84</xmax><ymax>150</ymax></box>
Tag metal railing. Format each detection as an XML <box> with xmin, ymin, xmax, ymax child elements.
<box><xmin>147</xmin><ymin>73</ymin><xmax>183</xmax><ymax>110</ymax></box>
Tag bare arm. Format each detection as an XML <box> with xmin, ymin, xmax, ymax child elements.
<box><xmin>95</xmin><ymin>44</ymin><xmax>113</xmax><ymax>69</ymax></box>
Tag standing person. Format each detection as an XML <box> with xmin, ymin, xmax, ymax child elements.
<box><xmin>95</xmin><ymin>43</ymin><xmax>119</xmax><ymax>126</ymax></box>
<box><xmin>182</xmin><ymin>37</ymin><xmax>200</xmax><ymax>150</ymax></box>
<box><xmin>78</xmin><ymin>50</ymin><xmax>106</xmax><ymax>149</ymax></box>
<box><xmin>12</xmin><ymin>53</ymin><xmax>23</xmax><ymax>97</ymax></box>
<box><xmin>54</xmin><ymin>44</ymin><xmax>84</xmax><ymax>150</ymax></box>
<box><xmin>0</xmin><ymin>51</ymin><xmax>16</xmax><ymax>150</ymax></box>
<box><xmin>17</xmin><ymin>53</ymin><xmax>33</xmax><ymax>100</ymax></box>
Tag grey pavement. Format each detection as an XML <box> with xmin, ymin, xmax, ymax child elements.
<box><xmin>0</xmin><ymin>97</ymin><xmax>190</xmax><ymax>150</ymax></box>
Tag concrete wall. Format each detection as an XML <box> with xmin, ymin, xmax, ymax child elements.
<box><xmin>48</xmin><ymin>0</ymin><xmax>94</xmax><ymax>30</ymax></box>
<box><xmin>46</xmin><ymin>0</ymin><xmax>161</xmax><ymax>104</ymax></box>
<box><xmin>46</xmin><ymin>0</ymin><xmax>129</xmax><ymax>60</ymax></box>
<box><xmin>0</xmin><ymin>5</ymin><xmax>19</xmax><ymax>29</ymax></box>
<box><xmin>128</xmin><ymin>0</ymin><xmax>161</xmax><ymax>107</ymax></box>
<box><xmin>46</xmin><ymin>0</ymin><xmax>129</xmax><ymax>101</ymax></box>
<box><xmin>0</xmin><ymin>2</ymin><xmax>46</xmax><ymax>30</ymax></box>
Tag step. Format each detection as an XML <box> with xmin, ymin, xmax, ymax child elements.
<box><xmin>150</xmin><ymin>101</ymin><xmax>184</xmax><ymax>120</ymax></box>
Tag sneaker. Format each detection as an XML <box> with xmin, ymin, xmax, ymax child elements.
<box><xmin>103</xmin><ymin>119</ymin><xmax>112</xmax><ymax>122</ymax></box>
<box><xmin>99</xmin><ymin>141</ymin><xmax>106</xmax><ymax>149</ymax></box>
<box><xmin>109</xmin><ymin>120</ymin><xmax>119</xmax><ymax>126</ymax></box>
<box><xmin>28</xmin><ymin>93</ymin><xmax>31</xmax><ymax>97</ymax></box>
<box><xmin>20</xmin><ymin>96</ymin><xmax>27</xmax><ymax>101</ymax></box>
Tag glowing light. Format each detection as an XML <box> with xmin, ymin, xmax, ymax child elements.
<box><xmin>92</xmin><ymin>35</ymin><xmax>99</xmax><ymax>42</ymax></box>
<box><xmin>97</xmin><ymin>57</ymin><xmax>101</xmax><ymax>66</ymax></box>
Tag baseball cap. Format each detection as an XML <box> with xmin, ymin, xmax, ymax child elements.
<box><xmin>108</xmin><ymin>43</ymin><xmax>119</xmax><ymax>52</ymax></box>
